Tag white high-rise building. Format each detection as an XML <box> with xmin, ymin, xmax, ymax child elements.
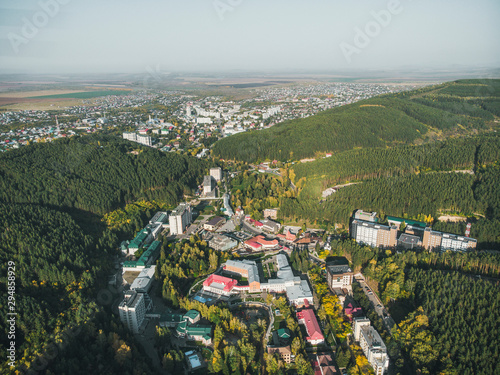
<box><xmin>136</xmin><ymin>134</ymin><xmax>152</xmax><ymax>146</ymax></box>
<box><xmin>353</xmin><ymin>317</ymin><xmax>389</xmax><ymax>375</ymax></box>
<box><xmin>210</xmin><ymin>167</ymin><xmax>222</xmax><ymax>182</ymax></box>
<box><xmin>119</xmin><ymin>291</ymin><xmax>146</xmax><ymax>334</ymax></box>
<box><xmin>169</xmin><ymin>203</ymin><xmax>192</xmax><ymax>235</ymax></box>
<box><xmin>123</xmin><ymin>132</ymin><xmax>137</xmax><ymax>142</ymax></box>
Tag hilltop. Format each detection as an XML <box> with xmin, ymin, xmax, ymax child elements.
<box><xmin>212</xmin><ymin>79</ymin><xmax>500</xmax><ymax>162</ymax></box>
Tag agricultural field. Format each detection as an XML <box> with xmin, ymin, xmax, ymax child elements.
<box><xmin>27</xmin><ymin>89</ymin><xmax>133</xmax><ymax>99</ymax></box>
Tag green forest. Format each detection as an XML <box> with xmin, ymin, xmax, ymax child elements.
<box><xmin>0</xmin><ymin>136</ymin><xmax>209</xmax><ymax>374</ymax></box>
<box><xmin>291</xmin><ymin>135</ymin><xmax>499</xmax><ymax>199</ymax></box>
<box><xmin>0</xmin><ymin>135</ymin><xmax>209</xmax><ymax>214</ymax></box>
<box><xmin>280</xmin><ymin>166</ymin><xmax>500</xmax><ymax>248</ymax></box>
<box><xmin>400</xmin><ymin>268</ymin><xmax>500</xmax><ymax>375</ymax></box>
<box><xmin>325</xmin><ymin>236</ymin><xmax>500</xmax><ymax>375</ymax></box>
<box><xmin>212</xmin><ymin>79</ymin><xmax>500</xmax><ymax>162</ymax></box>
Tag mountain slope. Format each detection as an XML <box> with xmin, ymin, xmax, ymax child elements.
<box><xmin>212</xmin><ymin>79</ymin><xmax>500</xmax><ymax>162</ymax></box>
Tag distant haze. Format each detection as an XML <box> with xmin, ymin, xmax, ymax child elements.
<box><xmin>0</xmin><ymin>0</ymin><xmax>499</xmax><ymax>75</ymax></box>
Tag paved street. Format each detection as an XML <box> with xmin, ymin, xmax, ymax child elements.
<box><xmin>354</xmin><ymin>274</ymin><xmax>397</xmax><ymax>334</ymax></box>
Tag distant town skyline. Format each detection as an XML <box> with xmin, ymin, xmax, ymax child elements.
<box><xmin>0</xmin><ymin>0</ymin><xmax>499</xmax><ymax>75</ymax></box>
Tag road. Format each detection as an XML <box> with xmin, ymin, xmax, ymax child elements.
<box><xmin>354</xmin><ymin>274</ymin><xmax>397</xmax><ymax>334</ymax></box>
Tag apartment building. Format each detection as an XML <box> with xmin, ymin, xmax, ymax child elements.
<box><xmin>422</xmin><ymin>227</ymin><xmax>477</xmax><ymax>252</ymax></box>
<box><xmin>353</xmin><ymin>318</ymin><xmax>389</xmax><ymax>375</ymax></box>
<box><xmin>169</xmin><ymin>203</ymin><xmax>192</xmax><ymax>235</ymax></box>
<box><xmin>119</xmin><ymin>291</ymin><xmax>147</xmax><ymax>334</ymax></box>
<box><xmin>210</xmin><ymin>167</ymin><xmax>222</xmax><ymax>181</ymax></box>
<box><xmin>351</xmin><ymin>210</ymin><xmax>476</xmax><ymax>252</ymax></box>
<box><xmin>350</xmin><ymin>219</ymin><xmax>398</xmax><ymax>248</ymax></box>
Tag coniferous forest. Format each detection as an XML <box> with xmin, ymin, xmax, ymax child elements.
<box><xmin>0</xmin><ymin>135</ymin><xmax>209</xmax><ymax>374</ymax></box>
<box><xmin>0</xmin><ymin>135</ymin><xmax>208</xmax><ymax>214</ymax></box>
<box><xmin>212</xmin><ymin>79</ymin><xmax>500</xmax><ymax>162</ymax></box>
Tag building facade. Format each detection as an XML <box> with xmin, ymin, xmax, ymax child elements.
<box><xmin>169</xmin><ymin>203</ymin><xmax>192</xmax><ymax>235</ymax></box>
<box><xmin>119</xmin><ymin>291</ymin><xmax>146</xmax><ymax>334</ymax></box>
<box><xmin>210</xmin><ymin>167</ymin><xmax>222</xmax><ymax>181</ymax></box>
<box><xmin>351</xmin><ymin>219</ymin><xmax>398</xmax><ymax>248</ymax></box>
<box><xmin>422</xmin><ymin>227</ymin><xmax>477</xmax><ymax>252</ymax></box>
<box><xmin>353</xmin><ymin>317</ymin><xmax>389</xmax><ymax>375</ymax></box>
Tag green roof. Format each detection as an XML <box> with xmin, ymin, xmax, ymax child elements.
<box><xmin>160</xmin><ymin>313</ymin><xmax>183</xmax><ymax>323</ymax></box>
<box><xmin>135</xmin><ymin>241</ymin><xmax>161</xmax><ymax>266</ymax></box>
<box><xmin>176</xmin><ymin>320</ymin><xmax>188</xmax><ymax>335</ymax></box>
<box><xmin>186</xmin><ymin>325</ymin><xmax>212</xmax><ymax>336</ymax></box>
<box><xmin>277</xmin><ymin>328</ymin><xmax>291</xmax><ymax>339</ymax></box>
<box><xmin>129</xmin><ymin>229</ymin><xmax>150</xmax><ymax>249</ymax></box>
<box><xmin>147</xmin><ymin>240</ymin><xmax>161</xmax><ymax>253</ymax></box>
<box><xmin>183</xmin><ymin>310</ymin><xmax>200</xmax><ymax>321</ymax></box>
<box><xmin>387</xmin><ymin>216</ymin><xmax>427</xmax><ymax>228</ymax></box>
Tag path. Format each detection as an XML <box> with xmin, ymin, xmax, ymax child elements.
<box><xmin>322</xmin><ymin>182</ymin><xmax>361</xmax><ymax>198</ymax></box>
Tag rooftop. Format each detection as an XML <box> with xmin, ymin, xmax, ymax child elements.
<box><xmin>296</xmin><ymin>308</ymin><xmax>324</xmax><ymax>341</ymax></box>
<box><xmin>387</xmin><ymin>216</ymin><xmax>427</xmax><ymax>228</ymax></box>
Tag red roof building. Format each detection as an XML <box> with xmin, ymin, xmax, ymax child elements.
<box><xmin>296</xmin><ymin>308</ymin><xmax>324</xmax><ymax>345</ymax></box>
<box><xmin>286</xmin><ymin>230</ymin><xmax>297</xmax><ymax>242</ymax></box>
<box><xmin>244</xmin><ymin>235</ymin><xmax>279</xmax><ymax>251</ymax></box>
<box><xmin>203</xmin><ymin>274</ymin><xmax>238</xmax><ymax>296</ymax></box>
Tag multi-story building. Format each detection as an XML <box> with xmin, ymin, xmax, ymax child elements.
<box><xmin>119</xmin><ymin>291</ymin><xmax>147</xmax><ymax>334</ymax></box>
<box><xmin>210</xmin><ymin>167</ymin><xmax>222</xmax><ymax>182</ymax></box>
<box><xmin>353</xmin><ymin>318</ymin><xmax>389</xmax><ymax>375</ymax></box>
<box><xmin>354</xmin><ymin>210</ymin><xmax>378</xmax><ymax>223</ymax></box>
<box><xmin>169</xmin><ymin>203</ymin><xmax>192</xmax><ymax>235</ymax></box>
<box><xmin>203</xmin><ymin>175</ymin><xmax>215</xmax><ymax>195</ymax></box>
<box><xmin>350</xmin><ymin>219</ymin><xmax>398</xmax><ymax>248</ymax></box>
<box><xmin>326</xmin><ymin>261</ymin><xmax>353</xmax><ymax>291</ymax></box>
<box><xmin>225</xmin><ymin>259</ymin><xmax>261</xmax><ymax>292</ymax></box>
<box><xmin>351</xmin><ymin>210</ymin><xmax>477</xmax><ymax>252</ymax></box>
<box><xmin>136</xmin><ymin>134</ymin><xmax>152</xmax><ymax>146</ymax></box>
<box><xmin>267</xmin><ymin>346</ymin><xmax>292</xmax><ymax>364</ymax></box>
<box><xmin>209</xmin><ymin>234</ymin><xmax>238</xmax><ymax>251</ymax></box>
<box><xmin>122</xmin><ymin>132</ymin><xmax>152</xmax><ymax>146</ymax></box>
<box><xmin>204</xmin><ymin>256</ymin><xmax>313</xmax><ymax>305</ymax></box>
<box><xmin>263</xmin><ymin>208</ymin><xmax>279</xmax><ymax>220</ymax></box>
<box><xmin>422</xmin><ymin>227</ymin><xmax>477</xmax><ymax>252</ymax></box>
<box><xmin>123</xmin><ymin>132</ymin><xmax>137</xmax><ymax>142</ymax></box>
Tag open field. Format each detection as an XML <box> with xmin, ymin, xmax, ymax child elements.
<box><xmin>0</xmin><ymin>89</ymin><xmax>90</xmax><ymax>98</ymax></box>
<box><xmin>0</xmin><ymin>98</ymin><xmax>86</xmax><ymax>111</ymax></box>
<box><xmin>28</xmin><ymin>90</ymin><xmax>133</xmax><ymax>99</ymax></box>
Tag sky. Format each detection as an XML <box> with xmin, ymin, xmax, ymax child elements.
<box><xmin>0</xmin><ymin>0</ymin><xmax>499</xmax><ymax>75</ymax></box>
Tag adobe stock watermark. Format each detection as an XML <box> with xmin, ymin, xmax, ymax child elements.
<box><xmin>7</xmin><ymin>0</ymin><xmax>72</xmax><ymax>54</ymax></box>
<box><xmin>15</xmin><ymin>305</ymin><xmax>84</xmax><ymax>375</ymax></box>
<box><xmin>143</xmin><ymin>64</ymin><xmax>171</xmax><ymax>89</ymax></box>
<box><xmin>213</xmin><ymin>0</ymin><xmax>244</xmax><ymax>21</ymax></box>
<box><xmin>339</xmin><ymin>0</ymin><xmax>412</xmax><ymax>63</ymax></box>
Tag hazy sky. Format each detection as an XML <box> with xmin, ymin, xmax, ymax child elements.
<box><xmin>0</xmin><ymin>0</ymin><xmax>499</xmax><ymax>74</ymax></box>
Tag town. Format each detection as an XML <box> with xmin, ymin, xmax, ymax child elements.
<box><xmin>0</xmin><ymin>82</ymin><xmax>418</xmax><ymax>153</ymax></box>
<box><xmin>111</xmin><ymin>159</ymin><xmax>478</xmax><ymax>375</ymax></box>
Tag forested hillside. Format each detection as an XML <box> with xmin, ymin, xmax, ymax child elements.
<box><xmin>0</xmin><ymin>136</ymin><xmax>209</xmax><ymax>373</ymax></box>
<box><xmin>280</xmin><ymin>164</ymin><xmax>500</xmax><ymax>248</ymax></box>
<box><xmin>212</xmin><ymin>79</ymin><xmax>500</xmax><ymax>162</ymax></box>
<box><xmin>0</xmin><ymin>135</ymin><xmax>208</xmax><ymax>214</ymax></box>
<box><xmin>292</xmin><ymin>135</ymin><xmax>499</xmax><ymax>198</ymax></box>
<box><xmin>401</xmin><ymin>268</ymin><xmax>500</xmax><ymax>375</ymax></box>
